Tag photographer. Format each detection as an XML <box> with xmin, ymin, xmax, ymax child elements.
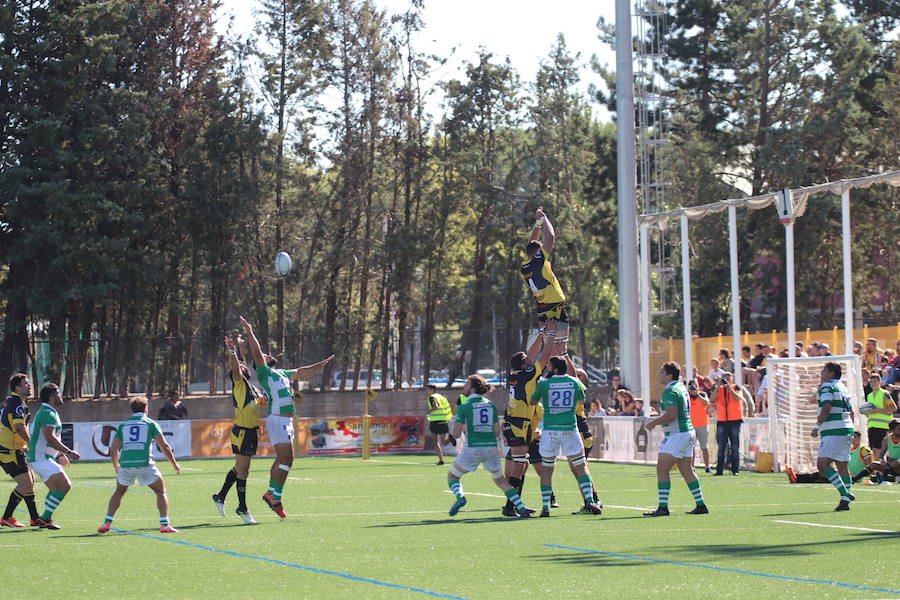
<box><xmin>711</xmin><ymin>373</ymin><xmax>743</xmax><ymax>475</ymax></box>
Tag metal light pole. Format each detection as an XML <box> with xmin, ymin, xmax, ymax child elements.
<box><xmin>615</xmin><ymin>0</ymin><xmax>641</xmax><ymax>388</ymax></box>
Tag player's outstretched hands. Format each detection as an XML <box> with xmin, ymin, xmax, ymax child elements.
<box><xmin>535</xmin><ymin>207</ymin><xmax>546</xmax><ymax>220</ymax></box>
<box><xmin>224</xmin><ymin>336</ymin><xmax>235</xmax><ymax>351</ymax></box>
<box><xmin>239</xmin><ymin>316</ymin><xmax>251</xmax><ymax>330</ymax></box>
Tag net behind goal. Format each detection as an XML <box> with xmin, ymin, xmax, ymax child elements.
<box><xmin>767</xmin><ymin>355</ymin><xmax>865</xmax><ymax>473</ymax></box>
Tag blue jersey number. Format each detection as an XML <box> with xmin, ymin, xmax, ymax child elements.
<box><xmin>549</xmin><ymin>389</ymin><xmax>574</xmax><ymax>408</ymax></box>
<box><xmin>477</xmin><ymin>408</ymin><xmax>491</xmax><ymax>424</ymax></box>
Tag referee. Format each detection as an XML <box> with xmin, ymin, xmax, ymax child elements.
<box><xmin>426</xmin><ymin>384</ymin><xmax>452</xmax><ymax>465</ymax></box>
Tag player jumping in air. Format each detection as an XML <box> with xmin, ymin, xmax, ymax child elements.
<box><xmin>530</xmin><ymin>354</ymin><xmax>602</xmax><ymax>517</ymax></box>
<box><xmin>27</xmin><ymin>383</ymin><xmax>80</xmax><ymax>529</ymax></box>
<box><xmin>644</xmin><ymin>362</ymin><xmax>708</xmax><ymax>517</ymax></box>
<box><xmin>240</xmin><ymin>316</ymin><xmax>333</xmax><ymax>519</ymax></box>
<box><xmin>521</xmin><ymin>208</ymin><xmax>569</xmax><ymax>342</ymax></box>
<box><xmin>811</xmin><ymin>362</ymin><xmax>856</xmax><ymax>511</ymax></box>
<box><xmin>98</xmin><ymin>398</ymin><xmax>181</xmax><ymax>533</ymax></box>
<box><xmin>212</xmin><ymin>336</ymin><xmax>267</xmax><ymax>524</ymax></box>
<box><xmin>447</xmin><ymin>375</ymin><xmax>532</xmax><ymax>518</ymax></box>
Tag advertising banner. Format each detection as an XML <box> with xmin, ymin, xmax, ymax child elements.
<box><xmin>72</xmin><ymin>420</ymin><xmax>192</xmax><ymax>461</ymax></box>
<box><xmin>190</xmin><ymin>420</ymin><xmax>276</xmax><ymax>458</ymax></box>
<box><xmin>296</xmin><ymin>416</ymin><xmax>425</xmax><ymax>456</ymax></box>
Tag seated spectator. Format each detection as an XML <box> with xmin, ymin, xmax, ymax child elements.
<box><xmin>616</xmin><ymin>389</ymin><xmax>636</xmax><ymax>415</ymax></box>
<box><xmin>778</xmin><ymin>348</ymin><xmax>790</xmax><ymax>358</ymax></box>
<box><xmin>157</xmin><ymin>390</ymin><xmax>188</xmax><ymax>420</ymax></box>
<box><xmin>819</xmin><ymin>342</ymin><xmax>832</xmax><ymax>356</ymax></box>
<box><xmin>588</xmin><ymin>399</ymin><xmax>605</xmax><ymax>417</ymax></box>
<box><xmin>606</xmin><ymin>372</ymin><xmax>629</xmax><ymax>413</ymax></box>
<box><xmin>795</xmin><ymin>341</ymin><xmax>808</xmax><ymax>357</ymax></box>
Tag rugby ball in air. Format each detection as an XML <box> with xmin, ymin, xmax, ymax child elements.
<box><xmin>275</xmin><ymin>252</ymin><xmax>292</xmax><ymax>277</ymax></box>
<box><xmin>858</xmin><ymin>402</ymin><xmax>875</xmax><ymax>415</ymax></box>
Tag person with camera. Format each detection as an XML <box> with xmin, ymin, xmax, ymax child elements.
<box><xmin>711</xmin><ymin>373</ymin><xmax>744</xmax><ymax>475</ymax></box>
<box><xmin>687</xmin><ymin>381</ymin><xmax>711</xmax><ymax>473</ymax></box>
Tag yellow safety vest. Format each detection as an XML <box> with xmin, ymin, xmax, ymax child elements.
<box><xmin>427</xmin><ymin>393</ymin><xmax>452</xmax><ymax>421</ymax></box>
<box><xmin>867</xmin><ymin>389</ymin><xmax>893</xmax><ymax>429</ymax></box>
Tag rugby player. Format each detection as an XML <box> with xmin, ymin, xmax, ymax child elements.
<box><xmin>644</xmin><ymin>362</ymin><xmax>708</xmax><ymax>517</ymax></box>
<box><xmin>27</xmin><ymin>383</ymin><xmax>80</xmax><ymax>529</ymax></box>
<box><xmin>530</xmin><ymin>355</ymin><xmax>602</xmax><ymax>517</ymax></box>
<box><xmin>0</xmin><ymin>373</ymin><xmax>42</xmax><ymax>528</ymax></box>
<box><xmin>98</xmin><ymin>398</ymin><xmax>182</xmax><ymax>533</ymax></box>
<box><xmin>446</xmin><ymin>375</ymin><xmax>531</xmax><ymax>518</ymax></box>
<box><xmin>521</xmin><ymin>208</ymin><xmax>569</xmax><ymax>342</ymax></box>
<box><xmin>810</xmin><ymin>362</ymin><xmax>856</xmax><ymax>511</ymax></box>
<box><xmin>212</xmin><ymin>336</ymin><xmax>265</xmax><ymax>524</ymax></box>
<box><xmin>240</xmin><ymin>316</ymin><xmax>333</xmax><ymax>518</ymax></box>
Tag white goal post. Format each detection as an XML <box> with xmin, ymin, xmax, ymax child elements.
<box><xmin>767</xmin><ymin>355</ymin><xmax>866</xmax><ymax>474</ymax></box>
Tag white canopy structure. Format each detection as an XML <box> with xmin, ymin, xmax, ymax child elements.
<box><xmin>637</xmin><ymin>170</ymin><xmax>900</xmax><ymax>404</ymax></box>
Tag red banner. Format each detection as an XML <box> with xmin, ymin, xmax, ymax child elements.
<box><xmin>295</xmin><ymin>416</ymin><xmax>425</xmax><ymax>456</ymax></box>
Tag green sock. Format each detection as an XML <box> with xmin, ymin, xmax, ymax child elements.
<box><xmin>504</xmin><ymin>488</ymin><xmax>526</xmax><ymax>511</ymax></box>
<box><xmin>272</xmin><ymin>482</ymin><xmax>284</xmax><ymax>501</ymax></box>
<box><xmin>41</xmin><ymin>489</ymin><xmax>66</xmax><ymax>520</ymax></box>
<box><xmin>576</xmin><ymin>474</ymin><xmax>594</xmax><ymax>504</ymax></box>
<box><xmin>540</xmin><ymin>485</ymin><xmax>553</xmax><ymax>510</ymax></box>
<box><xmin>449</xmin><ymin>479</ymin><xmax>464</xmax><ymax>500</ymax></box>
<box><xmin>687</xmin><ymin>479</ymin><xmax>705</xmax><ymax>506</ymax></box>
<box><xmin>267</xmin><ymin>478</ymin><xmax>277</xmax><ymax>496</ymax></box>
<box><xmin>160</xmin><ymin>516</ymin><xmax>169</xmax><ymax>526</ymax></box>
<box><xmin>104</xmin><ymin>514</ymin><xmax>114</xmax><ymax>523</ymax></box>
<box><xmin>657</xmin><ymin>481</ymin><xmax>671</xmax><ymax>508</ymax></box>
<box><xmin>841</xmin><ymin>474</ymin><xmax>852</xmax><ymax>496</ymax></box>
<box><xmin>824</xmin><ymin>468</ymin><xmax>850</xmax><ymax>499</ymax></box>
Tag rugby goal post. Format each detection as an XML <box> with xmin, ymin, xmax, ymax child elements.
<box><xmin>767</xmin><ymin>355</ymin><xmax>865</xmax><ymax>473</ymax></box>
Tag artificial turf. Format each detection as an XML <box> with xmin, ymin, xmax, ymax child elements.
<box><xmin>2</xmin><ymin>456</ymin><xmax>898</xmax><ymax>599</ymax></box>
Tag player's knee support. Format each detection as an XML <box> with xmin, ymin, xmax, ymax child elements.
<box><xmin>277</xmin><ymin>463</ymin><xmax>291</xmax><ymax>473</ymax></box>
<box><xmin>489</xmin><ymin>470</ymin><xmax>503</xmax><ymax>479</ymax></box>
<box><xmin>570</xmin><ymin>455</ymin><xmax>586</xmax><ymax>467</ymax></box>
<box><xmin>449</xmin><ymin>464</ymin><xmax>465</xmax><ymax>478</ymax></box>
<box><xmin>511</xmin><ymin>454</ymin><xmax>528</xmax><ymax>464</ymax></box>
<box><xmin>541</xmin><ymin>458</ymin><xmax>556</xmax><ymax>468</ymax></box>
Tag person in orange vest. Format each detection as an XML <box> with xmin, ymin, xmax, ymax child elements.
<box><xmin>687</xmin><ymin>380</ymin><xmax>711</xmax><ymax>473</ymax></box>
<box><xmin>711</xmin><ymin>373</ymin><xmax>743</xmax><ymax>475</ymax></box>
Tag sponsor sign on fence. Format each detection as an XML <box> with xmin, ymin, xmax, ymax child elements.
<box><xmin>295</xmin><ymin>416</ymin><xmax>425</xmax><ymax>455</ymax></box>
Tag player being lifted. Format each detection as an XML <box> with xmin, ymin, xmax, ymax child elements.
<box><xmin>644</xmin><ymin>362</ymin><xmax>708</xmax><ymax>517</ymax></box>
<box><xmin>522</xmin><ymin>208</ymin><xmax>569</xmax><ymax>342</ymax></box>
<box><xmin>811</xmin><ymin>362</ymin><xmax>856</xmax><ymax>511</ymax></box>
<box><xmin>530</xmin><ymin>353</ymin><xmax>603</xmax><ymax>517</ymax></box>
<box><xmin>27</xmin><ymin>383</ymin><xmax>80</xmax><ymax>529</ymax></box>
<box><xmin>446</xmin><ymin>375</ymin><xmax>532</xmax><ymax>518</ymax></box>
<box><xmin>212</xmin><ymin>336</ymin><xmax>266</xmax><ymax>524</ymax></box>
<box><xmin>502</xmin><ymin>332</ymin><xmax>555</xmax><ymax>516</ymax></box>
<box><xmin>240</xmin><ymin>316</ymin><xmax>334</xmax><ymax>518</ymax></box>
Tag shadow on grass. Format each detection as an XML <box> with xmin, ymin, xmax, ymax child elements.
<box><xmin>527</xmin><ymin>552</ymin><xmax>639</xmax><ymax>568</ymax></box>
<box><xmin>367</xmin><ymin>514</ymin><xmax>526</xmax><ymax>528</ymax></box>
<box><xmin>654</xmin><ymin>532</ymin><xmax>900</xmax><ymax>559</ymax></box>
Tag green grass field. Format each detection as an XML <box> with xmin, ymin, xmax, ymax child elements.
<box><xmin>2</xmin><ymin>456</ymin><xmax>898</xmax><ymax>599</ymax></box>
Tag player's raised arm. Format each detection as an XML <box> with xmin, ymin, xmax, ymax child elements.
<box><xmin>239</xmin><ymin>316</ymin><xmax>266</xmax><ymax>367</ymax></box>
<box><xmin>290</xmin><ymin>354</ymin><xmax>336</xmax><ymax>381</ymax></box>
<box><xmin>224</xmin><ymin>336</ymin><xmax>242</xmax><ymax>377</ymax></box>
<box><xmin>538</xmin><ymin>209</ymin><xmax>556</xmax><ymax>255</ymax></box>
<box><xmin>524</xmin><ymin>330</ymin><xmax>544</xmax><ymax>364</ymax></box>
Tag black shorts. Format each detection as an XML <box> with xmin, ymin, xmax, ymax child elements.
<box><xmin>502</xmin><ymin>416</ymin><xmax>533</xmax><ymax>447</ymax></box>
<box><xmin>537</xmin><ymin>302</ymin><xmax>569</xmax><ymax>323</ymax></box>
<box><xmin>526</xmin><ymin>438</ymin><xmax>542</xmax><ymax>464</ymax></box>
<box><xmin>868</xmin><ymin>427</ymin><xmax>888</xmax><ymax>454</ymax></box>
<box><xmin>231</xmin><ymin>426</ymin><xmax>259</xmax><ymax>457</ymax></box>
<box><xmin>0</xmin><ymin>449</ymin><xmax>29</xmax><ymax>478</ymax></box>
<box><xmin>429</xmin><ymin>421</ymin><xmax>450</xmax><ymax>435</ymax></box>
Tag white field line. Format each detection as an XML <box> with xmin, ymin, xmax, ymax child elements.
<box><xmin>772</xmin><ymin>519</ymin><xmax>897</xmax><ymax>533</ymax></box>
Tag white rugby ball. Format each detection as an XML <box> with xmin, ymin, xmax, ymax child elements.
<box><xmin>858</xmin><ymin>402</ymin><xmax>875</xmax><ymax>415</ymax></box>
<box><xmin>275</xmin><ymin>252</ymin><xmax>292</xmax><ymax>277</ymax></box>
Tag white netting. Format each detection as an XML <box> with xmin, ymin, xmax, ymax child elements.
<box><xmin>767</xmin><ymin>355</ymin><xmax>865</xmax><ymax>473</ymax></box>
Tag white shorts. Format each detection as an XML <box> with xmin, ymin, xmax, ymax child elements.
<box><xmin>453</xmin><ymin>446</ymin><xmax>502</xmax><ymax>476</ymax></box>
<box><xmin>659</xmin><ymin>431</ymin><xmax>696</xmax><ymax>459</ymax></box>
<box><xmin>117</xmin><ymin>464</ymin><xmax>162</xmax><ymax>487</ymax></box>
<box><xmin>29</xmin><ymin>458</ymin><xmax>63</xmax><ymax>482</ymax></box>
<box><xmin>694</xmin><ymin>426</ymin><xmax>709</xmax><ymax>449</ymax></box>
<box><xmin>539</xmin><ymin>429</ymin><xmax>585</xmax><ymax>460</ymax></box>
<box><xmin>818</xmin><ymin>435</ymin><xmax>852</xmax><ymax>462</ymax></box>
<box><xmin>267</xmin><ymin>415</ymin><xmax>295</xmax><ymax>446</ymax></box>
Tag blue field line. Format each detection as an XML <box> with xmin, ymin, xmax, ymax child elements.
<box><xmin>112</xmin><ymin>528</ymin><xmax>471</xmax><ymax>599</ymax></box>
<box><xmin>544</xmin><ymin>544</ymin><xmax>900</xmax><ymax>595</ymax></box>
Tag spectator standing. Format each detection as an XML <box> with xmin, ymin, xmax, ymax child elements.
<box><xmin>866</xmin><ymin>374</ymin><xmax>898</xmax><ymax>461</ymax></box>
<box><xmin>687</xmin><ymin>381</ymin><xmax>711</xmax><ymax>473</ymax></box>
<box><xmin>708</xmin><ymin>358</ymin><xmax>725</xmax><ymax>382</ymax></box>
<box><xmin>157</xmin><ymin>391</ymin><xmax>188</xmax><ymax>421</ymax></box>
<box><xmin>718</xmin><ymin>349</ymin><xmax>735</xmax><ymax>375</ymax></box>
<box><xmin>863</xmin><ymin>338</ymin><xmax>880</xmax><ymax>372</ymax></box>
<box><xmin>712</xmin><ymin>376</ymin><xmax>744</xmax><ymax>475</ymax></box>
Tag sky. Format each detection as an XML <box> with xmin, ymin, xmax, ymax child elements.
<box><xmin>217</xmin><ymin>0</ymin><xmax>617</xmax><ymax>121</ymax></box>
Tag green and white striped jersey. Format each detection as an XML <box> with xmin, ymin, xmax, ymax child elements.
<box><xmin>531</xmin><ymin>375</ymin><xmax>584</xmax><ymax>431</ymax></box>
<box><xmin>115</xmin><ymin>413</ymin><xmax>163</xmax><ymax>467</ymax></box>
<box><xmin>26</xmin><ymin>403</ymin><xmax>61</xmax><ymax>462</ymax></box>
<box><xmin>255</xmin><ymin>365</ymin><xmax>295</xmax><ymax>416</ymax></box>
<box><xmin>453</xmin><ymin>395</ymin><xmax>498</xmax><ymax>447</ymax></box>
<box><xmin>817</xmin><ymin>379</ymin><xmax>854</xmax><ymax>437</ymax></box>
<box><xmin>660</xmin><ymin>380</ymin><xmax>693</xmax><ymax>436</ymax></box>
